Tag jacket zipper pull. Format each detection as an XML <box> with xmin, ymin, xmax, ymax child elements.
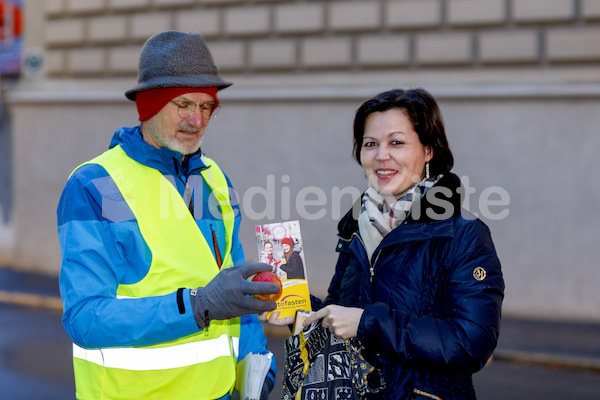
<box><xmin>185</xmin><ymin>183</ymin><xmax>193</xmax><ymax>215</ymax></box>
<box><xmin>370</xmin><ymin>250</ymin><xmax>381</xmax><ymax>282</ymax></box>
<box><xmin>173</xmin><ymin>158</ymin><xmax>194</xmax><ymax>215</ymax></box>
<box><xmin>355</xmin><ymin>232</ymin><xmax>377</xmax><ymax>283</ymax></box>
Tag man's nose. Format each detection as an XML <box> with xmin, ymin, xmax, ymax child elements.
<box><xmin>185</xmin><ymin>108</ymin><xmax>207</xmax><ymax>126</ymax></box>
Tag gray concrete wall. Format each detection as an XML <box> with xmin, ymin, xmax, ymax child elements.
<box><xmin>7</xmin><ymin>82</ymin><xmax>600</xmax><ymax>323</ymax></box>
<box><xmin>0</xmin><ymin>97</ymin><xmax>13</xmax><ymax>259</ymax></box>
<box><xmin>4</xmin><ymin>93</ymin><xmax>138</xmax><ymax>271</ymax></box>
<box><xmin>2</xmin><ymin>0</ymin><xmax>600</xmax><ymax>322</ymax></box>
<box><xmin>209</xmin><ymin>85</ymin><xmax>600</xmax><ymax>323</ymax></box>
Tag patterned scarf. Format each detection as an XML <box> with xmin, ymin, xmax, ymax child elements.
<box><xmin>358</xmin><ymin>176</ymin><xmax>440</xmax><ymax>260</ymax></box>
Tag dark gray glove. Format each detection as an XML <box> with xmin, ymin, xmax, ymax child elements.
<box><xmin>190</xmin><ymin>263</ymin><xmax>279</xmax><ymax>328</ymax></box>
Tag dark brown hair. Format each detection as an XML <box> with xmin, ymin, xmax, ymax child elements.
<box><xmin>352</xmin><ymin>88</ymin><xmax>454</xmax><ymax>176</ymax></box>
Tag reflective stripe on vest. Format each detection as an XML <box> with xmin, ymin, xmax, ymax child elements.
<box><xmin>231</xmin><ymin>336</ymin><xmax>240</xmax><ymax>360</ymax></box>
<box><xmin>73</xmin><ymin>334</ymin><xmax>232</xmax><ymax>371</ymax></box>
<box><xmin>70</xmin><ymin>145</ymin><xmax>241</xmax><ymax>400</ymax></box>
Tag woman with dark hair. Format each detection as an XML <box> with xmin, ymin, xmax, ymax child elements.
<box><xmin>296</xmin><ymin>88</ymin><xmax>505</xmax><ymax>399</ymax></box>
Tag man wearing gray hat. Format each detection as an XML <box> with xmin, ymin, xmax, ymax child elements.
<box><xmin>57</xmin><ymin>31</ymin><xmax>278</xmax><ymax>399</ymax></box>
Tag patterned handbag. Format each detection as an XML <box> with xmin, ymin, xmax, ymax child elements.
<box><xmin>281</xmin><ymin>321</ymin><xmax>385</xmax><ymax>400</ymax></box>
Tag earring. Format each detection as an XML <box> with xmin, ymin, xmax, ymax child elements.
<box><xmin>425</xmin><ymin>162</ymin><xmax>430</xmax><ymax>179</ymax></box>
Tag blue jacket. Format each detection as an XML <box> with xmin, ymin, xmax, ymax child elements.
<box><xmin>57</xmin><ymin>126</ymin><xmax>276</xmax><ymax>395</ymax></box>
<box><xmin>315</xmin><ymin>173</ymin><xmax>504</xmax><ymax>400</ymax></box>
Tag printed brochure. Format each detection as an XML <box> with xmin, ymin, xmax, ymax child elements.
<box><xmin>255</xmin><ymin>220</ymin><xmax>311</xmax><ymax>319</ymax></box>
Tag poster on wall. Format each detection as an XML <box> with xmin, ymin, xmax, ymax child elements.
<box><xmin>0</xmin><ymin>0</ymin><xmax>23</xmax><ymax>76</ymax></box>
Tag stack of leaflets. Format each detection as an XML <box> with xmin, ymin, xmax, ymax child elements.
<box><xmin>235</xmin><ymin>352</ymin><xmax>272</xmax><ymax>400</ymax></box>
<box><xmin>255</xmin><ymin>220</ymin><xmax>312</xmax><ymax>319</ymax></box>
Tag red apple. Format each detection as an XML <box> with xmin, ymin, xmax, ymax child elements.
<box><xmin>252</xmin><ymin>271</ymin><xmax>283</xmax><ymax>301</ymax></box>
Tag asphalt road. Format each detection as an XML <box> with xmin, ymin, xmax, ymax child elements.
<box><xmin>265</xmin><ymin>325</ymin><xmax>600</xmax><ymax>400</ymax></box>
<box><xmin>1</xmin><ymin>302</ymin><xmax>600</xmax><ymax>400</ymax></box>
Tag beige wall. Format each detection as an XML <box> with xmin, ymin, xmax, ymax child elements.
<box><xmin>3</xmin><ymin>0</ymin><xmax>600</xmax><ymax>322</ymax></box>
<box><xmin>8</xmin><ymin>83</ymin><xmax>600</xmax><ymax>322</ymax></box>
<box><xmin>40</xmin><ymin>0</ymin><xmax>600</xmax><ymax>79</ymax></box>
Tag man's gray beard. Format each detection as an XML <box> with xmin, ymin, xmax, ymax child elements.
<box><xmin>145</xmin><ymin>122</ymin><xmax>203</xmax><ymax>155</ymax></box>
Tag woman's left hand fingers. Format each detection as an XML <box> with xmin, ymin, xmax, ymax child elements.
<box><xmin>303</xmin><ymin>307</ymin><xmax>328</xmax><ymax>327</ymax></box>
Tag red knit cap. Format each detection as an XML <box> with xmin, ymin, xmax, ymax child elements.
<box><xmin>281</xmin><ymin>238</ymin><xmax>294</xmax><ymax>248</ymax></box>
<box><xmin>136</xmin><ymin>87</ymin><xmax>219</xmax><ymax>121</ymax></box>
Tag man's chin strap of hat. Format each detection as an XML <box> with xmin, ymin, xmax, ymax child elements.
<box><xmin>135</xmin><ymin>87</ymin><xmax>219</xmax><ymax>122</ymax></box>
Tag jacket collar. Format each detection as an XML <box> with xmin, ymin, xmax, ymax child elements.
<box><xmin>406</xmin><ymin>173</ymin><xmax>463</xmax><ymax>224</ymax></box>
<box><xmin>109</xmin><ymin>126</ymin><xmax>209</xmax><ymax>175</ymax></box>
<box><xmin>348</xmin><ymin>216</ymin><xmax>456</xmax><ymax>261</ymax></box>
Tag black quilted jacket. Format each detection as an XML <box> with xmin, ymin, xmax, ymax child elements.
<box><xmin>314</xmin><ymin>173</ymin><xmax>504</xmax><ymax>400</ymax></box>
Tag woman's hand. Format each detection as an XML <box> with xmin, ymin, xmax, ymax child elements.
<box><xmin>258</xmin><ymin>311</ymin><xmax>295</xmax><ymax>326</ymax></box>
<box><xmin>303</xmin><ymin>305</ymin><xmax>364</xmax><ymax>339</ymax></box>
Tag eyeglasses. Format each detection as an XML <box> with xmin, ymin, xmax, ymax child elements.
<box><xmin>170</xmin><ymin>100</ymin><xmax>221</xmax><ymax>120</ymax></box>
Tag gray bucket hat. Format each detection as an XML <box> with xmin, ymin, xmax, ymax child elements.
<box><xmin>125</xmin><ymin>31</ymin><xmax>232</xmax><ymax>101</ymax></box>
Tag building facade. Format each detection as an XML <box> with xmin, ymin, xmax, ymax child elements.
<box><xmin>2</xmin><ymin>0</ymin><xmax>600</xmax><ymax>322</ymax></box>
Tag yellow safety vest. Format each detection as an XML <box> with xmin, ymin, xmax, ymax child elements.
<box><xmin>70</xmin><ymin>145</ymin><xmax>240</xmax><ymax>400</ymax></box>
